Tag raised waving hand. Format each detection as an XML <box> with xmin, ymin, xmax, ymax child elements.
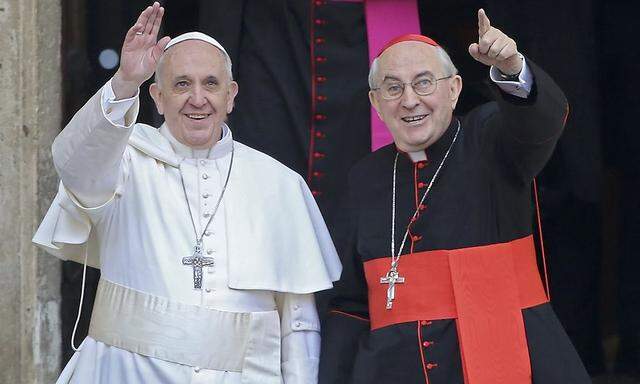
<box><xmin>112</xmin><ymin>2</ymin><xmax>171</xmax><ymax>99</ymax></box>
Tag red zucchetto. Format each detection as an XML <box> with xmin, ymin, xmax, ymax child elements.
<box><xmin>376</xmin><ymin>34</ymin><xmax>440</xmax><ymax>58</ymax></box>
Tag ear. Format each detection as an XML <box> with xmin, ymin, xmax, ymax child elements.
<box><xmin>149</xmin><ymin>83</ymin><xmax>164</xmax><ymax>115</ymax></box>
<box><xmin>368</xmin><ymin>90</ymin><xmax>383</xmax><ymax>120</ymax></box>
<box><xmin>226</xmin><ymin>81</ymin><xmax>239</xmax><ymax>114</ymax></box>
<box><xmin>449</xmin><ymin>75</ymin><xmax>463</xmax><ymax>110</ymax></box>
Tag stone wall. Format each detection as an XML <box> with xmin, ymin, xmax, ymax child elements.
<box><xmin>0</xmin><ymin>0</ymin><xmax>62</xmax><ymax>382</ymax></box>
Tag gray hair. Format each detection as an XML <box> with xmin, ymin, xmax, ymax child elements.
<box><xmin>154</xmin><ymin>45</ymin><xmax>233</xmax><ymax>88</ymax></box>
<box><xmin>368</xmin><ymin>45</ymin><xmax>458</xmax><ymax>89</ymax></box>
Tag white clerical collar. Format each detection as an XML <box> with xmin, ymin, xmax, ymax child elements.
<box><xmin>407</xmin><ymin>150</ymin><xmax>427</xmax><ymax>162</ymax></box>
<box><xmin>159</xmin><ymin>123</ymin><xmax>233</xmax><ymax>160</ymax></box>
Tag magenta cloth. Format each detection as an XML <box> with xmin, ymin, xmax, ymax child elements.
<box><xmin>365</xmin><ymin>0</ymin><xmax>421</xmax><ymax>151</ymax></box>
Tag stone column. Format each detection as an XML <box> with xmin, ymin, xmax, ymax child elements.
<box><xmin>0</xmin><ymin>0</ymin><xmax>62</xmax><ymax>382</ymax></box>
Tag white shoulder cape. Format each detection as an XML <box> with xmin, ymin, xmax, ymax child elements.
<box><xmin>33</xmin><ymin>123</ymin><xmax>342</xmax><ymax>294</ymax></box>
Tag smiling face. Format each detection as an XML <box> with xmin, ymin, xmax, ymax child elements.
<box><xmin>150</xmin><ymin>40</ymin><xmax>238</xmax><ymax>149</ymax></box>
<box><xmin>369</xmin><ymin>41</ymin><xmax>462</xmax><ymax>152</ymax></box>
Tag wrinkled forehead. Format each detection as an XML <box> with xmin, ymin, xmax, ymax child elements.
<box><xmin>378</xmin><ymin>41</ymin><xmax>444</xmax><ymax>79</ymax></box>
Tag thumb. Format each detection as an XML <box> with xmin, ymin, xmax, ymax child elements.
<box><xmin>151</xmin><ymin>36</ymin><xmax>171</xmax><ymax>63</ymax></box>
<box><xmin>468</xmin><ymin>43</ymin><xmax>481</xmax><ymax>60</ymax></box>
<box><xmin>157</xmin><ymin>36</ymin><xmax>171</xmax><ymax>51</ymax></box>
<box><xmin>468</xmin><ymin>43</ymin><xmax>492</xmax><ymax>66</ymax></box>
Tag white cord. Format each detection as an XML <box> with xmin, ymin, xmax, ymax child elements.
<box><xmin>70</xmin><ymin>251</ymin><xmax>89</xmax><ymax>351</ymax></box>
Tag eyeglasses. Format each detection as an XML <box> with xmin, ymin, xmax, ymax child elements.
<box><xmin>372</xmin><ymin>74</ymin><xmax>454</xmax><ymax>100</ymax></box>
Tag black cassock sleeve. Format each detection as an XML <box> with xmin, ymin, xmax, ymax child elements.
<box><xmin>472</xmin><ymin>58</ymin><xmax>569</xmax><ymax>185</ymax></box>
<box><xmin>319</xmin><ymin>169</ymin><xmax>370</xmax><ymax>384</ymax></box>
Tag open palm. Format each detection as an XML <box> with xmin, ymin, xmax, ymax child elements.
<box><xmin>117</xmin><ymin>2</ymin><xmax>170</xmax><ymax>86</ymax></box>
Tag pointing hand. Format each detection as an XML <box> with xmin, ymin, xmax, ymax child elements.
<box><xmin>468</xmin><ymin>9</ymin><xmax>523</xmax><ymax>76</ymax></box>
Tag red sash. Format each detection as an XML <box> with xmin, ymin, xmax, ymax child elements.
<box><xmin>363</xmin><ymin>235</ymin><xmax>548</xmax><ymax>384</ymax></box>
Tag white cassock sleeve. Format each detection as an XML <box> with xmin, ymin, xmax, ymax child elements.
<box><xmin>52</xmin><ymin>79</ymin><xmax>139</xmax><ymax>208</ymax></box>
<box><xmin>490</xmin><ymin>55</ymin><xmax>533</xmax><ymax>98</ymax></box>
<box><xmin>101</xmin><ymin>79</ymin><xmax>140</xmax><ymax>127</ymax></box>
<box><xmin>275</xmin><ymin>292</ymin><xmax>321</xmax><ymax>383</ymax></box>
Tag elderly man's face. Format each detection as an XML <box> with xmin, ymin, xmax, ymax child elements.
<box><xmin>369</xmin><ymin>42</ymin><xmax>462</xmax><ymax>152</ymax></box>
<box><xmin>150</xmin><ymin>40</ymin><xmax>238</xmax><ymax>149</ymax></box>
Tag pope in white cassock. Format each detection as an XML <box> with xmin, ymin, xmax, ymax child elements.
<box><xmin>32</xmin><ymin>3</ymin><xmax>342</xmax><ymax>383</ymax></box>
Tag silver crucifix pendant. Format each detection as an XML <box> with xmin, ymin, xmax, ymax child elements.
<box><xmin>182</xmin><ymin>242</ymin><xmax>215</xmax><ymax>289</ymax></box>
<box><xmin>380</xmin><ymin>267</ymin><xmax>405</xmax><ymax>309</ymax></box>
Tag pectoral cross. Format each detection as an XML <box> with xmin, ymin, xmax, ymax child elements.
<box><xmin>182</xmin><ymin>242</ymin><xmax>214</xmax><ymax>289</ymax></box>
<box><xmin>380</xmin><ymin>267</ymin><xmax>405</xmax><ymax>310</ymax></box>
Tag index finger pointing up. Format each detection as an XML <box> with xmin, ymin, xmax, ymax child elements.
<box><xmin>478</xmin><ymin>8</ymin><xmax>491</xmax><ymax>37</ymax></box>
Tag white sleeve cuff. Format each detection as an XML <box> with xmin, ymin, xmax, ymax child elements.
<box><xmin>281</xmin><ymin>330</ymin><xmax>320</xmax><ymax>383</ymax></box>
<box><xmin>490</xmin><ymin>54</ymin><xmax>533</xmax><ymax>98</ymax></box>
<box><xmin>101</xmin><ymin>79</ymin><xmax>140</xmax><ymax>127</ymax></box>
<box><xmin>282</xmin><ymin>356</ymin><xmax>319</xmax><ymax>384</ymax></box>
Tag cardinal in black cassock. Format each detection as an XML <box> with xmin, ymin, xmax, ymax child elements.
<box><xmin>319</xmin><ymin>10</ymin><xmax>590</xmax><ymax>384</ymax></box>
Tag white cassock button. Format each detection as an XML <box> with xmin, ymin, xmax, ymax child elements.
<box><xmin>293</xmin><ymin>305</ymin><xmax>300</xmax><ymax>311</ymax></box>
<box><xmin>202</xmin><ymin>173</ymin><xmax>209</xmax><ymax>180</ymax></box>
<box><xmin>194</xmin><ymin>366</ymin><xmax>201</xmax><ymax>373</ymax></box>
<box><xmin>203</xmin><ymin>212</ymin><xmax>212</xmax><ymax>218</ymax></box>
<box><xmin>204</xmin><ymin>231</ymin><xmax>212</xmax><ymax>237</ymax></box>
<box><xmin>200</xmin><ymin>160</ymin><xmax>207</xmax><ymax>166</ymax></box>
<box><xmin>202</xmin><ymin>193</ymin><xmax>210</xmax><ymax>198</ymax></box>
<box><xmin>295</xmin><ymin>321</ymin><xmax>302</xmax><ymax>329</ymax></box>
<box><xmin>205</xmin><ymin>288</ymin><xmax>211</xmax><ymax>293</ymax></box>
<box><xmin>206</xmin><ymin>249</ymin><xmax>214</xmax><ymax>255</ymax></box>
